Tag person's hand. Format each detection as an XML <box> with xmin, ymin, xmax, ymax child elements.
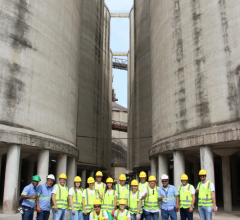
<box><xmin>174</xmin><ymin>205</ymin><xmax>179</xmax><ymax>212</ymax></box>
<box><xmin>84</xmin><ymin>210</ymin><xmax>87</xmax><ymax>215</ymax></box>
<box><xmin>189</xmin><ymin>206</ymin><xmax>193</xmax><ymax>213</ymax></box>
<box><xmin>54</xmin><ymin>205</ymin><xmax>58</xmax><ymax>211</ymax></box>
<box><xmin>37</xmin><ymin>207</ymin><xmax>41</xmax><ymax>213</ymax></box>
<box><xmin>161</xmin><ymin>195</ymin><xmax>163</xmax><ymax>200</ymax></box>
<box><xmin>212</xmin><ymin>206</ymin><xmax>217</xmax><ymax>212</ymax></box>
<box><xmin>136</xmin><ymin>214</ymin><xmax>140</xmax><ymax>220</ymax></box>
<box><xmin>72</xmin><ymin>208</ymin><xmax>75</xmax><ymax>215</ymax></box>
<box><xmin>96</xmin><ymin>189</ymin><xmax>99</xmax><ymax>193</ymax></box>
<box><xmin>31</xmin><ymin>195</ymin><xmax>37</xmax><ymax>199</ymax></box>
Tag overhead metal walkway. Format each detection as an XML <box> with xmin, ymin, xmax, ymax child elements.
<box><xmin>110</xmin><ymin>11</ymin><xmax>129</xmax><ymax>18</ymax></box>
<box><xmin>112</xmin><ymin>57</ymin><xmax>127</xmax><ymax>71</ymax></box>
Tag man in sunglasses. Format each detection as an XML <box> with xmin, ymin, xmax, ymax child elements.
<box><xmin>89</xmin><ymin>199</ymin><xmax>109</xmax><ymax>220</ymax></box>
<box><xmin>158</xmin><ymin>174</ymin><xmax>179</xmax><ymax>220</ymax></box>
<box><xmin>195</xmin><ymin>169</ymin><xmax>217</xmax><ymax>220</ymax></box>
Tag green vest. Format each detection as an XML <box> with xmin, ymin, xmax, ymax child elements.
<box><xmin>90</xmin><ymin>209</ymin><xmax>105</xmax><ymax>220</ymax></box>
<box><xmin>138</xmin><ymin>182</ymin><xmax>148</xmax><ymax>193</ymax></box>
<box><xmin>178</xmin><ymin>184</ymin><xmax>194</xmax><ymax>208</ymax></box>
<box><xmin>102</xmin><ymin>190</ymin><xmax>116</xmax><ymax>212</ymax></box>
<box><xmin>69</xmin><ymin>187</ymin><xmax>83</xmax><ymax>210</ymax></box>
<box><xmin>94</xmin><ymin>182</ymin><xmax>106</xmax><ymax>196</ymax></box>
<box><xmin>198</xmin><ymin>181</ymin><xmax>214</xmax><ymax>207</ymax></box>
<box><xmin>115</xmin><ymin>210</ymin><xmax>129</xmax><ymax>220</ymax></box>
<box><xmin>52</xmin><ymin>184</ymin><xmax>68</xmax><ymax>209</ymax></box>
<box><xmin>116</xmin><ymin>184</ymin><xmax>129</xmax><ymax>205</ymax></box>
<box><xmin>144</xmin><ymin>186</ymin><xmax>159</xmax><ymax>210</ymax></box>
<box><xmin>84</xmin><ymin>188</ymin><xmax>98</xmax><ymax>213</ymax></box>
<box><xmin>127</xmin><ymin>191</ymin><xmax>143</xmax><ymax>214</ymax></box>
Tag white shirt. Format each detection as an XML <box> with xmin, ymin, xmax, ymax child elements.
<box><xmin>114</xmin><ymin>210</ymin><xmax>130</xmax><ymax>218</ymax></box>
<box><xmin>181</xmin><ymin>185</ymin><xmax>195</xmax><ymax>194</ymax></box>
<box><xmin>82</xmin><ymin>189</ymin><xmax>99</xmax><ymax>198</ymax></box>
<box><xmin>197</xmin><ymin>182</ymin><xmax>215</xmax><ymax>191</ymax></box>
<box><xmin>51</xmin><ymin>185</ymin><xmax>66</xmax><ymax>194</ymax></box>
<box><xmin>96</xmin><ymin>183</ymin><xmax>102</xmax><ymax>189</ymax></box>
<box><xmin>69</xmin><ymin>188</ymin><xmax>82</xmax><ymax>196</ymax></box>
<box><xmin>89</xmin><ymin>210</ymin><xmax>108</xmax><ymax>220</ymax></box>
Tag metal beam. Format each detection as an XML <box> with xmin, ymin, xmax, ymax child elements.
<box><xmin>113</xmin><ymin>53</ymin><xmax>128</xmax><ymax>56</ymax></box>
<box><xmin>111</xmin><ymin>13</ymin><xmax>129</xmax><ymax>18</ymax></box>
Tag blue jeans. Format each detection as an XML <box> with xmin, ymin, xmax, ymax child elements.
<box><xmin>69</xmin><ymin>210</ymin><xmax>83</xmax><ymax>220</ymax></box>
<box><xmin>130</xmin><ymin>213</ymin><xmax>142</xmax><ymax>220</ymax></box>
<box><xmin>180</xmin><ymin>208</ymin><xmax>193</xmax><ymax>220</ymax></box>
<box><xmin>22</xmin><ymin>206</ymin><xmax>34</xmax><ymax>220</ymax></box>
<box><xmin>144</xmin><ymin>210</ymin><xmax>159</xmax><ymax>220</ymax></box>
<box><xmin>161</xmin><ymin>209</ymin><xmax>177</xmax><ymax>220</ymax></box>
<box><xmin>198</xmin><ymin>206</ymin><xmax>213</xmax><ymax>220</ymax></box>
<box><xmin>52</xmin><ymin>209</ymin><xmax>67</xmax><ymax>220</ymax></box>
<box><xmin>83</xmin><ymin>212</ymin><xmax>90</xmax><ymax>220</ymax></box>
<box><xmin>37</xmin><ymin>211</ymin><xmax>50</xmax><ymax>220</ymax></box>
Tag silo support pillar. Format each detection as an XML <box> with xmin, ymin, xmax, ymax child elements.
<box><xmin>150</xmin><ymin>157</ymin><xmax>157</xmax><ymax>177</ymax></box>
<box><xmin>173</xmin><ymin>150</ymin><xmax>185</xmax><ymax>188</ymax></box>
<box><xmin>56</xmin><ymin>154</ymin><xmax>67</xmax><ymax>184</ymax></box>
<box><xmin>136</xmin><ymin>171</ymin><xmax>139</xmax><ymax>182</ymax></box>
<box><xmin>158</xmin><ymin>154</ymin><xmax>168</xmax><ymax>184</ymax></box>
<box><xmin>90</xmin><ymin>170</ymin><xmax>95</xmax><ymax>177</ymax></box>
<box><xmin>67</xmin><ymin>157</ymin><xmax>76</xmax><ymax>189</ymax></box>
<box><xmin>81</xmin><ymin>170</ymin><xmax>87</xmax><ymax>189</ymax></box>
<box><xmin>3</xmin><ymin>144</ymin><xmax>21</xmax><ymax>214</ymax></box>
<box><xmin>37</xmin><ymin>150</ymin><xmax>50</xmax><ymax>185</ymax></box>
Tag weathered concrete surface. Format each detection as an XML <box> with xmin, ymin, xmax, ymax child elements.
<box><xmin>173</xmin><ymin>150</ymin><xmax>185</xmax><ymax>188</ymax></box>
<box><xmin>37</xmin><ymin>149</ymin><xmax>49</xmax><ymax>185</ymax></box>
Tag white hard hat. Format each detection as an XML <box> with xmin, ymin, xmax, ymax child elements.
<box><xmin>47</xmin><ymin>174</ymin><xmax>55</xmax><ymax>181</ymax></box>
<box><xmin>161</xmin><ymin>174</ymin><xmax>169</xmax><ymax>180</ymax></box>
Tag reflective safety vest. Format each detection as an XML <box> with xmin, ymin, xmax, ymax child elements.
<box><xmin>178</xmin><ymin>184</ymin><xmax>194</xmax><ymax>209</ymax></box>
<box><xmin>115</xmin><ymin>210</ymin><xmax>129</xmax><ymax>220</ymax></box>
<box><xmin>144</xmin><ymin>186</ymin><xmax>159</xmax><ymax>210</ymax></box>
<box><xmin>198</xmin><ymin>181</ymin><xmax>214</xmax><ymax>207</ymax></box>
<box><xmin>90</xmin><ymin>209</ymin><xmax>106</xmax><ymax>220</ymax></box>
<box><xmin>94</xmin><ymin>182</ymin><xmax>106</xmax><ymax>197</ymax></box>
<box><xmin>84</xmin><ymin>188</ymin><xmax>98</xmax><ymax>213</ymax></box>
<box><xmin>127</xmin><ymin>191</ymin><xmax>143</xmax><ymax>214</ymax></box>
<box><xmin>102</xmin><ymin>190</ymin><xmax>116</xmax><ymax>212</ymax></box>
<box><xmin>116</xmin><ymin>184</ymin><xmax>129</xmax><ymax>205</ymax></box>
<box><xmin>138</xmin><ymin>182</ymin><xmax>148</xmax><ymax>193</ymax></box>
<box><xmin>69</xmin><ymin>187</ymin><xmax>83</xmax><ymax>210</ymax></box>
<box><xmin>52</xmin><ymin>184</ymin><xmax>68</xmax><ymax>209</ymax></box>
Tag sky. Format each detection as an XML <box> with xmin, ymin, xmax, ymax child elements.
<box><xmin>105</xmin><ymin>0</ymin><xmax>134</xmax><ymax>108</ymax></box>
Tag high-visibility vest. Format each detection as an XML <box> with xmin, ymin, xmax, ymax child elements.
<box><xmin>198</xmin><ymin>181</ymin><xmax>214</xmax><ymax>207</ymax></box>
<box><xmin>138</xmin><ymin>182</ymin><xmax>148</xmax><ymax>193</ymax></box>
<box><xmin>116</xmin><ymin>184</ymin><xmax>129</xmax><ymax>205</ymax></box>
<box><xmin>144</xmin><ymin>186</ymin><xmax>159</xmax><ymax>210</ymax></box>
<box><xmin>84</xmin><ymin>188</ymin><xmax>98</xmax><ymax>213</ymax></box>
<box><xmin>127</xmin><ymin>191</ymin><xmax>143</xmax><ymax>214</ymax></box>
<box><xmin>52</xmin><ymin>184</ymin><xmax>68</xmax><ymax>209</ymax></box>
<box><xmin>115</xmin><ymin>210</ymin><xmax>129</xmax><ymax>220</ymax></box>
<box><xmin>94</xmin><ymin>182</ymin><xmax>106</xmax><ymax>196</ymax></box>
<box><xmin>69</xmin><ymin>187</ymin><xmax>83</xmax><ymax>210</ymax></box>
<box><xmin>102</xmin><ymin>190</ymin><xmax>116</xmax><ymax>212</ymax></box>
<box><xmin>178</xmin><ymin>184</ymin><xmax>194</xmax><ymax>208</ymax></box>
<box><xmin>90</xmin><ymin>209</ymin><xmax>106</xmax><ymax>220</ymax></box>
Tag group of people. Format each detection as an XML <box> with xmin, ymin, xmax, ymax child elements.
<box><xmin>20</xmin><ymin>169</ymin><xmax>217</xmax><ymax>220</ymax></box>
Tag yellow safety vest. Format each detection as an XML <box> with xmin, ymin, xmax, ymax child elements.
<box><xmin>116</xmin><ymin>184</ymin><xmax>129</xmax><ymax>205</ymax></box>
<box><xmin>69</xmin><ymin>187</ymin><xmax>83</xmax><ymax>210</ymax></box>
<box><xmin>102</xmin><ymin>190</ymin><xmax>116</xmax><ymax>212</ymax></box>
<box><xmin>127</xmin><ymin>191</ymin><xmax>143</xmax><ymax>214</ymax></box>
<box><xmin>144</xmin><ymin>186</ymin><xmax>159</xmax><ymax>210</ymax></box>
<box><xmin>198</xmin><ymin>181</ymin><xmax>213</xmax><ymax>207</ymax></box>
<box><xmin>90</xmin><ymin>210</ymin><xmax>106</xmax><ymax>220</ymax></box>
<box><xmin>178</xmin><ymin>184</ymin><xmax>194</xmax><ymax>208</ymax></box>
<box><xmin>84</xmin><ymin>188</ymin><xmax>98</xmax><ymax>213</ymax></box>
<box><xmin>94</xmin><ymin>182</ymin><xmax>106</xmax><ymax>196</ymax></box>
<box><xmin>52</xmin><ymin>184</ymin><xmax>68</xmax><ymax>209</ymax></box>
<box><xmin>138</xmin><ymin>182</ymin><xmax>148</xmax><ymax>193</ymax></box>
<box><xmin>115</xmin><ymin>210</ymin><xmax>129</xmax><ymax>220</ymax></box>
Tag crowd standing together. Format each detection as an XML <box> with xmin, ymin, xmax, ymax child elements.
<box><xmin>20</xmin><ymin>169</ymin><xmax>217</xmax><ymax>220</ymax></box>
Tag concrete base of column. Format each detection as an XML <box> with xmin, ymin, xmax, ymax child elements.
<box><xmin>150</xmin><ymin>157</ymin><xmax>157</xmax><ymax>177</ymax></box>
<box><xmin>37</xmin><ymin>150</ymin><xmax>49</xmax><ymax>185</ymax></box>
<box><xmin>56</xmin><ymin>154</ymin><xmax>67</xmax><ymax>184</ymax></box>
<box><xmin>67</xmin><ymin>157</ymin><xmax>76</xmax><ymax>188</ymax></box>
<box><xmin>81</xmin><ymin>170</ymin><xmax>86</xmax><ymax>189</ymax></box>
<box><xmin>173</xmin><ymin>150</ymin><xmax>185</xmax><ymax>188</ymax></box>
<box><xmin>158</xmin><ymin>154</ymin><xmax>168</xmax><ymax>184</ymax></box>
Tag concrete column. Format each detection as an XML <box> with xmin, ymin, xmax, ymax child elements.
<box><xmin>3</xmin><ymin>144</ymin><xmax>21</xmax><ymax>214</ymax></box>
<box><xmin>17</xmin><ymin>159</ymin><xmax>22</xmax><ymax>198</ymax></box>
<box><xmin>173</xmin><ymin>150</ymin><xmax>185</xmax><ymax>188</ymax></box>
<box><xmin>67</xmin><ymin>157</ymin><xmax>76</xmax><ymax>188</ymax></box>
<box><xmin>136</xmin><ymin>171</ymin><xmax>139</xmax><ymax>182</ymax></box>
<box><xmin>148</xmin><ymin>170</ymin><xmax>151</xmax><ymax>178</ymax></box>
<box><xmin>200</xmin><ymin>146</ymin><xmax>215</xmax><ymax>184</ymax></box>
<box><xmin>150</xmin><ymin>157</ymin><xmax>157</xmax><ymax>177</ymax></box>
<box><xmin>0</xmin><ymin>155</ymin><xmax>2</xmax><ymax>179</ymax></box>
<box><xmin>27</xmin><ymin>160</ymin><xmax>35</xmax><ymax>183</ymax></box>
<box><xmin>158</xmin><ymin>154</ymin><xmax>168</xmax><ymax>184</ymax></box>
<box><xmin>90</xmin><ymin>170</ymin><xmax>95</xmax><ymax>177</ymax></box>
<box><xmin>81</xmin><ymin>170</ymin><xmax>87</xmax><ymax>189</ymax></box>
<box><xmin>37</xmin><ymin>150</ymin><xmax>49</xmax><ymax>185</ymax></box>
<box><xmin>56</xmin><ymin>154</ymin><xmax>67</xmax><ymax>184</ymax></box>
<box><xmin>231</xmin><ymin>157</ymin><xmax>238</xmax><ymax>204</ymax></box>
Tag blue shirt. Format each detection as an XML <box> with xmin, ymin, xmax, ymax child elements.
<box><xmin>21</xmin><ymin>183</ymin><xmax>37</xmax><ymax>208</ymax></box>
<box><xmin>37</xmin><ymin>183</ymin><xmax>53</xmax><ymax>211</ymax></box>
<box><xmin>158</xmin><ymin>185</ymin><xmax>179</xmax><ymax>211</ymax></box>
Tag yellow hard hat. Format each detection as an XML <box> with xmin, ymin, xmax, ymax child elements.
<box><xmin>199</xmin><ymin>169</ymin><xmax>207</xmax><ymax>175</ymax></box>
<box><xmin>119</xmin><ymin>199</ymin><xmax>126</xmax><ymax>205</ymax></box>
<box><xmin>139</xmin><ymin>171</ymin><xmax>147</xmax><ymax>178</ymax></box>
<box><xmin>106</xmin><ymin>177</ymin><xmax>114</xmax><ymax>183</ymax></box>
<box><xmin>131</xmin><ymin>179</ymin><xmax>139</xmax><ymax>185</ymax></box>
<box><xmin>180</xmin><ymin>174</ymin><xmax>188</xmax><ymax>180</ymax></box>
<box><xmin>87</xmin><ymin>177</ymin><xmax>95</xmax><ymax>183</ymax></box>
<box><xmin>148</xmin><ymin>175</ymin><xmax>157</xmax><ymax>182</ymax></box>
<box><xmin>93</xmin><ymin>199</ymin><xmax>102</xmax><ymax>206</ymax></box>
<box><xmin>59</xmin><ymin>173</ymin><xmax>67</xmax><ymax>179</ymax></box>
<box><xmin>74</xmin><ymin>176</ymin><xmax>82</xmax><ymax>182</ymax></box>
<box><xmin>96</xmin><ymin>171</ymin><xmax>103</xmax><ymax>176</ymax></box>
<box><xmin>119</xmin><ymin>174</ymin><xmax>126</xmax><ymax>180</ymax></box>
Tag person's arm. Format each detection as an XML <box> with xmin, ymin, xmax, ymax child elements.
<box><xmin>52</xmin><ymin>193</ymin><xmax>58</xmax><ymax>211</ymax></box>
<box><xmin>21</xmin><ymin>186</ymin><xmax>36</xmax><ymax>200</ymax></box>
<box><xmin>189</xmin><ymin>194</ymin><xmax>195</xmax><ymax>213</ymax></box>
<box><xmin>211</xmin><ymin>191</ymin><xmax>217</xmax><ymax>212</ymax></box>
<box><xmin>82</xmin><ymin>197</ymin><xmax>87</xmax><ymax>215</ymax></box>
<box><xmin>136</xmin><ymin>200</ymin><xmax>142</xmax><ymax>220</ymax></box>
<box><xmin>69</xmin><ymin>195</ymin><xmax>75</xmax><ymax>214</ymax></box>
<box><xmin>195</xmin><ymin>183</ymin><xmax>199</xmax><ymax>194</ymax></box>
<box><xmin>98</xmin><ymin>190</ymin><xmax>103</xmax><ymax>200</ymax></box>
<box><xmin>175</xmin><ymin>196</ymin><xmax>179</xmax><ymax>212</ymax></box>
<box><xmin>36</xmin><ymin>197</ymin><xmax>41</xmax><ymax>213</ymax></box>
<box><xmin>114</xmin><ymin>195</ymin><xmax>117</xmax><ymax>208</ymax></box>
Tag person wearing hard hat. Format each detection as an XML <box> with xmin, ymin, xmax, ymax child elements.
<box><xmin>69</xmin><ymin>176</ymin><xmax>84</xmax><ymax>220</ymax></box>
<box><xmin>127</xmin><ymin>180</ymin><xmax>143</xmax><ymax>220</ymax></box>
<box><xmin>114</xmin><ymin>199</ymin><xmax>131</xmax><ymax>220</ymax></box>
<box><xmin>195</xmin><ymin>169</ymin><xmax>217</xmax><ymax>220</ymax></box>
<box><xmin>115</xmin><ymin>174</ymin><xmax>129</xmax><ymax>208</ymax></box>
<box><xmin>178</xmin><ymin>174</ymin><xmax>195</xmax><ymax>220</ymax></box>
<box><xmin>21</xmin><ymin>175</ymin><xmax>41</xmax><ymax>220</ymax></box>
<box><xmin>102</xmin><ymin>177</ymin><xmax>117</xmax><ymax>220</ymax></box>
<box><xmin>94</xmin><ymin>171</ymin><xmax>106</xmax><ymax>198</ymax></box>
<box><xmin>51</xmin><ymin>173</ymin><xmax>68</xmax><ymax>220</ymax></box>
<box><xmin>89</xmin><ymin>199</ymin><xmax>109</xmax><ymax>220</ymax></box>
<box><xmin>36</xmin><ymin>174</ymin><xmax>55</xmax><ymax>220</ymax></box>
<box><xmin>158</xmin><ymin>174</ymin><xmax>179</xmax><ymax>220</ymax></box>
<box><xmin>138</xmin><ymin>172</ymin><xmax>148</xmax><ymax>220</ymax></box>
<box><xmin>142</xmin><ymin>175</ymin><xmax>160</xmax><ymax>220</ymax></box>
<box><xmin>82</xmin><ymin>177</ymin><xmax>102</xmax><ymax>220</ymax></box>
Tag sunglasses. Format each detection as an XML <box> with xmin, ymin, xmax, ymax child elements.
<box><xmin>162</xmin><ymin>180</ymin><xmax>168</xmax><ymax>183</ymax></box>
<box><xmin>94</xmin><ymin>206</ymin><xmax>101</xmax><ymax>208</ymax></box>
<box><xmin>199</xmin><ymin>175</ymin><xmax>206</xmax><ymax>177</ymax></box>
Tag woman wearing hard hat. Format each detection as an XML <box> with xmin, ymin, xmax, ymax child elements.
<box><xmin>89</xmin><ymin>199</ymin><xmax>109</xmax><ymax>220</ymax></box>
<box><xmin>115</xmin><ymin>174</ymin><xmax>129</xmax><ymax>208</ymax></box>
<box><xmin>138</xmin><ymin>172</ymin><xmax>148</xmax><ymax>193</ymax></box>
<box><xmin>69</xmin><ymin>176</ymin><xmax>84</xmax><ymax>220</ymax></box>
<box><xmin>94</xmin><ymin>171</ymin><xmax>106</xmax><ymax>198</ymax></box>
<box><xmin>114</xmin><ymin>199</ymin><xmax>131</xmax><ymax>220</ymax></box>
<box><xmin>101</xmin><ymin>177</ymin><xmax>117</xmax><ymax>220</ymax></box>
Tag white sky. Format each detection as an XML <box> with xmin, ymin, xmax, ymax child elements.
<box><xmin>105</xmin><ymin>0</ymin><xmax>134</xmax><ymax>108</ymax></box>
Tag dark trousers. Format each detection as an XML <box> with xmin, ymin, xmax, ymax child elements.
<box><xmin>180</xmin><ymin>208</ymin><xmax>193</xmax><ymax>220</ymax></box>
<box><xmin>22</xmin><ymin>206</ymin><xmax>34</xmax><ymax>220</ymax></box>
<box><xmin>83</xmin><ymin>212</ymin><xmax>90</xmax><ymax>220</ymax></box>
<box><xmin>37</xmin><ymin>211</ymin><xmax>50</xmax><ymax>220</ymax></box>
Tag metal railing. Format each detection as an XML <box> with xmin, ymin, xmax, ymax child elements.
<box><xmin>112</xmin><ymin>57</ymin><xmax>128</xmax><ymax>70</ymax></box>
